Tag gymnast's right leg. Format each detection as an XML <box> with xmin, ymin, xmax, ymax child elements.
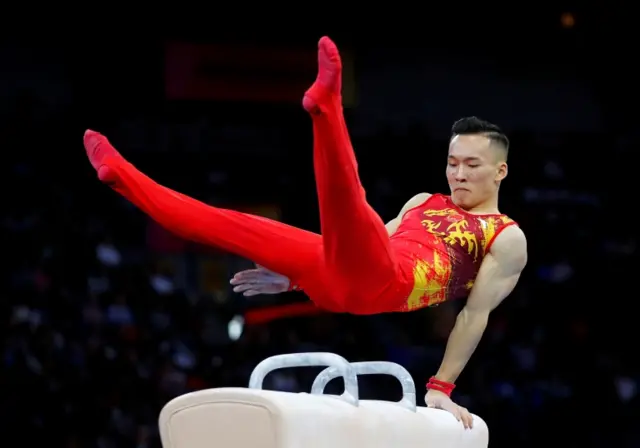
<box><xmin>83</xmin><ymin>131</ymin><xmax>322</xmax><ymax>285</ymax></box>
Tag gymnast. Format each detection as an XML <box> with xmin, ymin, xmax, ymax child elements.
<box><xmin>84</xmin><ymin>37</ymin><xmax>527</xmax><ymax>429</ymax></box>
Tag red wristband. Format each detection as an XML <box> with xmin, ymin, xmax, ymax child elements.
<box><xmin>426</xmin><ymin>377</ymin><xmax>456</xmax><ymax>397</ymax></box>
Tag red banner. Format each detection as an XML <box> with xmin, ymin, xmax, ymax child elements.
<box><xmin>165</xmin><ymin>42</ymin><xmax>355</xmax><ymax>106</ymax></box>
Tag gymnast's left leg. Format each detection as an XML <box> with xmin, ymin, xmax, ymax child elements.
<box><xmin>303</xmin><ymin>37</ymin><xmax>401</xmax><ymax>312</ymax></box>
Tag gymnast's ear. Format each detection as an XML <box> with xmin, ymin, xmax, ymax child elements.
<box><xmin>495</xmin><ymin>162</ymin><xmax>508</xmax><ymax>182</ymax></box>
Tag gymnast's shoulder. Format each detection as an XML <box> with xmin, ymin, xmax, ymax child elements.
<box><xmin>385</xmin><ymin>193</ymin><xmax>431</xmax><ymax>235</ymax></box>
<box><xmin>488</xmin><ymin>224</ymin><xmax>528</xmax><ymax>262</ymax></box>
<box><xmin>401</xmin><ymin>193</ymin><xmax>431</xmax><ymax>212</ymax></box>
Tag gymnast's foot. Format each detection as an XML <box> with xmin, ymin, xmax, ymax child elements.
<box><xmin>84</xmin><ymin>130</ymin><xmax>122</xmax><ymax>184</ymax></box>
<box><xmin>302</xmin><ymin>36</ymin><xmax>343</xmax><ymax>113</ymax></box>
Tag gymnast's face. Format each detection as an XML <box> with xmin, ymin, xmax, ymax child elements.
<box><xmin>446</xmin><ymin>134</ymin><xmax>508</xmax><ymax>210</ymax></box>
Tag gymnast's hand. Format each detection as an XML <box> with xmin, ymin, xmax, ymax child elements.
<box><xmin>230</xmin><ymin>265</ymin><xmax>290</xmax><ymax>296</ymax></box>
<box><xmin>425</xmin><ymin>389</ymin><xmax>473</xmax><ymax>429</ymax></box>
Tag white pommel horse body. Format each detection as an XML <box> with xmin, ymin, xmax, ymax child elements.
<box><xmin>159</xmin><ymin>352</ymin><xmax>489</xmax><ymax>448</ymax></box>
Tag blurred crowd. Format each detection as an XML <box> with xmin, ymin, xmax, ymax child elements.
<box><xmin>3</xmin><ymin>7</ymin><xmax>640</xmax><ymax>437</ymax></box>
<box><xmin>0</xmin><ymin>95</ymin><xmax>636</xmax><ymax>448</ymax></box>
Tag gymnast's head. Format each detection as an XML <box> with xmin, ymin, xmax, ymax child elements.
<box><xmin>446</xmin><ymin>116</ymin><xmax>509</xmax><ymax>209</ymax></box>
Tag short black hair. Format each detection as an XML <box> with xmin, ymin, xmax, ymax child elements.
<box><xmin>450</xmin><ymin>116</ymin><xmax>509</xmax><ymax>159</ymax></box>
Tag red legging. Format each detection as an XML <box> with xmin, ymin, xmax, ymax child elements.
<box><xmin>105</xmin><ymin>92</ymin><xmax>400</xmax><ymax>313</ymax></box>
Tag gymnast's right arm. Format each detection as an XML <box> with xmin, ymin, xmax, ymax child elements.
<box><xmin>385</xmin><ymin>193</ymin><xmax>431</xmax><ymax>235</ymax></box>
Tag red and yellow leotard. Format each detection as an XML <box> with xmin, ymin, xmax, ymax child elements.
<box><xmin>390</xmin><ymin>194</ymin><xmax>517</xmax><ymax>312</ymax></box>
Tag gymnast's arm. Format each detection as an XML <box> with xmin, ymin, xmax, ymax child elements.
<box><xmin>433</xmin><ymin>225</ymin><xmax>528</xmax><ymax>383</ymax></box>
<box><xmin>385</xmin><ymin>193</ymin><xmax>431</xmax><ymax>235</ymax></box>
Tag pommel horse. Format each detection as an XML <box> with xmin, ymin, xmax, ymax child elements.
<box><xmin>159</xmin><ymin>352</ymin><xmax>489</xmax><ymax>448</ymax></box>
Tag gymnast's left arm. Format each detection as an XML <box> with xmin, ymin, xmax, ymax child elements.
<box><xmin>435</xmin><ymin>225</ymin><xmax>528</xmax><ymax>384</ymax></box>
<box><xmin>425</xmin><ymin>225</ymin><xmax>527</xmax><ymax>427</ymax></box>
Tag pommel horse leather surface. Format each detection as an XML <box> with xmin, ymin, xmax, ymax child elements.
<box><xmin>159</xmin><ymin>387</ymin><xmax>489</xmax><ymax>448</ymax></box>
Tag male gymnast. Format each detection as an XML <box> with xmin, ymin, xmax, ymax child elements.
<box><xmin>84</xmin><ymin>37</ymin><xmax>527</xmax><ymax>428</ymax></box>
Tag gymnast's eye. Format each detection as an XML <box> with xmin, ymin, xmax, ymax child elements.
<box><xmin>468</xmin><ymin>164</ymin><xmax>479</xmax><ymax>168</ymax></box>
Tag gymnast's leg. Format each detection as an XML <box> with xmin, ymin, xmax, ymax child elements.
<box><xmin>83</xmin><ymin>131</ymin><xmax>321</xmax><ymax>283</ymax></box>
<box><xmin>303</xmin><ymin>37</ymin><xmax>397</xmax><ymax>301</ymax></box>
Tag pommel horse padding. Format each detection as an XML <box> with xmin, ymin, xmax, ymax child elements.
<box><xmin>159</xmin><ymin>352</ymin><xmax>489</xmax><ymax>448</ymax></box>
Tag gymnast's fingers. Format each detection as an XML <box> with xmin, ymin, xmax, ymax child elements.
<box><xmin>243</xmin><ymin>289</ymin><xmax>261</xmax><ymax>297</ymax></box>
<box><xmin>231</xmin><ymin>271</ymin><xmax>273</xmax><ymax>285</ymax></box>
<box><xmin>447</xmin><ymin>402</ymin><xmax>461</xmax><ymax>422</ymax></box>
<box><xmin>459</xmin><ymin>406</ymin><xmax>473</xmax><ymax>429</ymax></box>
<box><xmin>233</xmin><ymin>283</ymin><xmax>263</xmax><ymax>293</ymax></box>
<box><xmin>460</xmin><ymin>408</ymin><xmax>473</xmax><ymax>429</ymax></box>
<box><xmin>232</xmin><ymin>269</ymin><xmax>263</xmax><ymax>281</ymax></box>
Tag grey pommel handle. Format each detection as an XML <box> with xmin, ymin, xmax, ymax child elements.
<box><xmin>311</xmin><ymin>361</ymin><xmax>416</xmax><ymax>411</ymax></box>
<box><xmin>248</xmin><ymin>352</ymin><xmax>359</xmax><ymax>406</ymax></box>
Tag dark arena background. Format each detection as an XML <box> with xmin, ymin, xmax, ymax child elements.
<box><xmin>1</xmin><ymin>6</ymin><xmax>636</xmax><ymax>447</ymax></box>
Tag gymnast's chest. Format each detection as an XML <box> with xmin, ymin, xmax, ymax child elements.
<box><xmin>398</xmin><ymin>206</ymin><xmax>467</xmax><ymax>235</ymax></box>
